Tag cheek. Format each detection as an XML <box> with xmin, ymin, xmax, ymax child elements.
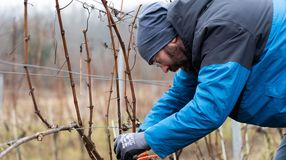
<box><xmin>164</xmin><ymin>48</ymin><xmax>185</xmax><ymax>65</ymax></box>
<box><xmin>161</xmin><ymin>53</ymin><xmax>174</xmax><ymax>65</ymax></box>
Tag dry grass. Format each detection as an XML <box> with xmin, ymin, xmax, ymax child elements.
<box><xmin>0</xmin><ymin>81</ymin><xmax>283</xmax><ymax>160</ymax></box>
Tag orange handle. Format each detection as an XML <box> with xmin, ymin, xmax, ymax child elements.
<box><xmin>136</xmin><ymin>152</ymin><xmax>159</xmax><ymax>160</ymax></box>
<box><xmin>137</xmin><ymin>155</ymin><xmax>159</xmax><ymax>160</ymax></box>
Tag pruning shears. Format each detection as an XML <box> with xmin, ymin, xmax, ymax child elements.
<box><xmin>133</xmin><ymin>152</ymin><xmax>159</xmax><ymax>160</ymax></box>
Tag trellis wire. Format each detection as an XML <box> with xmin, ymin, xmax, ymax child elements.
<box><xmin>0</xmin><ymin>60</ymin><xmax>171</xmax><ymax>86</ymax></box>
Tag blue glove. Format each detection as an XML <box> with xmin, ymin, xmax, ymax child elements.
<box><xmin>114</xmin><ymin>132</ymin><xmax>150</xmax><ymax>160</ymax></box>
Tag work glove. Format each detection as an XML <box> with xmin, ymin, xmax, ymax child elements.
<box><xmin>114</xmin><ymin>132</ymin><xmax>150</xmax><ymax>160</ymax></box>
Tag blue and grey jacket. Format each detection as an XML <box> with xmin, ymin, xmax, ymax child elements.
<box><xmin>139</xmin><ymin>0</ymin><xmax>286</xmax><ymax>158</ymax></box>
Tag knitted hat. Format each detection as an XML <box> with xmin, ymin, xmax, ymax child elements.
<box><xmin>137</xmin><ymin>2</ymin><xmax>177</xmax><ymax>64</ymax></box>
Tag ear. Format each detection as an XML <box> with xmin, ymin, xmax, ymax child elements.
<box><xmin>170</xmin><ymin>36</ymin><xmax>177</xmax><ymax>43</ymax></box>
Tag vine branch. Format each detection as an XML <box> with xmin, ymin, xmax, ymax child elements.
<box><xmin>23</xmin><ymin>0</ymin><xmax>52</xmax><ymax>128</ymax></box>
<box><xmin>101</xmin><ymin>0</ymin><xmax>137</xmax><ymax>132</ymax></box>
<box><xmin>55</xmin><ymin>0</ymin><xmax>83</xmax><ymax>126</ymax></box>
<box><xmin>0</xmin><ymin>123</ymin><xmax>77</xmax><ymax>158</ymax></box>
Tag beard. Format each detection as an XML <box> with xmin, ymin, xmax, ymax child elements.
<box><xmin>168</xmin><ymin>59</ymin><xmax>188</xmax><ymax>72</ymax></box>
<box><xmin>168</xmin><ymin>65</ymin><xmax>180</xmax><ymax>72</ymax></box>
<box><xmin>165</xmin><ymin>45</ymin><xmax>188</xmax><ymax>72</ymax></box>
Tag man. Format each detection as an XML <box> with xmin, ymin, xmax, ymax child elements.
<box><xmin>114</xmin><ymin>0</ymin><xmax>286</xmax><ymax>159</ymax></box>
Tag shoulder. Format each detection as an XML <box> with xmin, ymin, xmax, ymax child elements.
<box><xmin>196</xmin><ymin>0</ymin><xmax>272</xmax><ymax>34</ymax></box>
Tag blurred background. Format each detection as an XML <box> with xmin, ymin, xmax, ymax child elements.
<box><xmin>0</xmin><ymin>0</ymin><xmax>284</xmax><ymax>160</ymax></box>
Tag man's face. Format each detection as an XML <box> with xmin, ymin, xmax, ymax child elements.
<box><xmin>151</xmin><ymin>37</ymin><xmax>188</xmax><ymax>73</ymax></box>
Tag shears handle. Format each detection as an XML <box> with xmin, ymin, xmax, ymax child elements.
<box><xmin>134</xmin><ymin>152</ymin><xmax>159</xmax><ymax>160</ymax></box>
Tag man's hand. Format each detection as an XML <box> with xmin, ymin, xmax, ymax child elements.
<box><xmin>114</xmin><ymin>132</ymin><xmax>150</xmax><ymax>160</ymax></box>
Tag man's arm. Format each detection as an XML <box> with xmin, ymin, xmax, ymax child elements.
<box><xmin>113</xmin><ymin>70</ymin><xmax>197</xmax><ymax>159</ymax></box>
<box><xmin>145</xmin><ymin>62</ymin><xmax>250</xmax><ymax>158</ymax></box>
<box><xmin>139</xmin><ymin>69</ymin><xmax>198</xmax><ymax>131</ymax></box>
<box><xmin>144</xmin><ymin>21</ymin><xmax>256</xmax><ymax>158</ymax></box>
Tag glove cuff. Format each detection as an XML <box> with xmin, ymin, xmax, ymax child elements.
<box><xmin>136</xmin><ymin>132</ymin><xmax>151</xmax><ymax>150</ymax></box>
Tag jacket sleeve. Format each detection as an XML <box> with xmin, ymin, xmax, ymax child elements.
<box><xmin>144</xmin><ymin>21</ymin><xmax>255</xmax><ymax>158</ymax></box>
<box><xmin>139</xmin><ymin>69</ymin><xmax>198</xmax><ymax>131</ymax></box>
<box><xmin>145</xmin><ymin>63</ymin><xmax>250</xmax><ymax>158</ymax></box>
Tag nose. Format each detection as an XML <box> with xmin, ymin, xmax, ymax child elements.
<box><xmin>160</xmin><ymin>65</ymin><xmax>169</xmax><ymax>73</ymax></box>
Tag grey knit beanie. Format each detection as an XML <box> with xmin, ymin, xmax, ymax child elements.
<box><xmin>137</xmin><ymin>2</ymin><xmax>177</xmax><ymax>64</ymax></box>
